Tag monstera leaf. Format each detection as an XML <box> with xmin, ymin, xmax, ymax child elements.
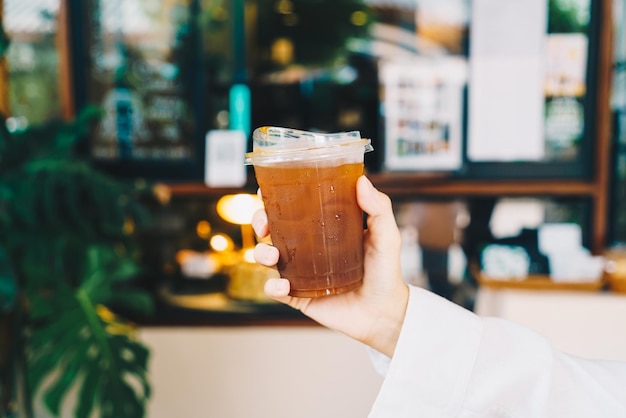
<box><xmin>0</xmin><ymin>15</ymin><xmax>154</xmax><ymax>418</ymax></box>
<box><xmin>0</xmin><ymin>109</ymin><xmax>154</xmax><ymax>418</ymax></box>
<box><xmin>26</xmin><ymin>246</ymin><xmax>152</xmax><ymax>418</ymax></box>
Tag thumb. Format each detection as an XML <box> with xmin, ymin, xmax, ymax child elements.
<box><xmin>356</xmin><ymin>176</ymin><xmax>400</xmax><ymax>246</ymax></box>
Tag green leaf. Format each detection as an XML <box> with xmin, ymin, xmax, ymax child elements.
<box><xmin>0</xmin><ymin>115</ymin><xmax>10</xmax><ymax>159</ymax></box>
<box><xmin>0</xmin><ymin>246</ymin><xmax>17</xmax><ymax>311</ymax></box>
<box><xmin>63</xmin><ymin>168</ymin><xmax>96</xmax><ymax>238</ymax></box>
<box><xmin>72</xmin><ymin>106</ymin><xmax>103</xmax><ymax>138</ymax></box>
<box><xmin>40</xmin><ymin>171</ymin><xmax>64</xmax><ymax>232</ymax></box>
<box><xmin>109</xmin><ymin>290</ymin><xmax>154</xmax><ymax>317</ymax></box>
<box><xmin>80</xmin><ymin>246</ymin><xmax>142</xmax><ymax>300</ymax></box>
<box><xmin>28</xmin><ymin>308</ymin><xmax>85</xmax><ymax>393</ymax></box>
<box><xmin>43</xmin><ymin>339</ymin><xmax>92</xmax><ymax>415</ymax></box>
<box><xmin>116</xmin><ymin>335</ymin><xmax>151</xmax><ymax>398</ymax></box>
<box><xmin>100</xmin><ymin>377</ymin><xmax>145</xmax><ymax>418</ymax></box>
<box><xmin>75</xmin><ymin>365</ymin><xmax>101</xmax><ymax>418</ymax></box>
<box><xmin>1</xmin><ymin>107</ymin><xmax>153</xmax><ymax>418</ymax></box>
<box><xmin>11</xmin><ymin>177</ymin><xmax>38</xmax><ymax>228</ymax></box>
<box><xmin>17</xmin><ymin>240</ymin><xmax>55</xmax><ymax>289</ymax></box>
<box><xmin>28</xmin><ymin>288</ymin><xmax>150</xmax><ymax>418</ymax></box>
<box><xmin>28</xmin><ymin>306</ymin><xmax>82</xmax><ymax>348</ymax></box>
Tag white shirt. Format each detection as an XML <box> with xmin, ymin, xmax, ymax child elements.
<box><xmin>369</xmin><ymin>286</ymin><xmax>626</xmax><ymax>417</ymax></box>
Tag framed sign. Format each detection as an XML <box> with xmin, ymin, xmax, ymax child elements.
<box><xmin>380</xmin><ymin>57</ymin><xmax>467</xmax><ymax>172</ymax></box>
<box><xmin>370</xmin><ymin>0</ymin><xmax>599</xmax><ymax>179</ymax></box>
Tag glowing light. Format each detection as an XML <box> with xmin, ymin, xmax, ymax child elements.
<box><xmin>216</xmin><ymin>194</ymin><xmax>264</xmax><ymax>225</ymax></box>
<box><xmin>196</xmin><ymin>220</ymin><xmax>212</xmax><ymax>239</ymax></box>
<box><xmin>6</xmin><ymin>116</ymin><xmax>29</xmax><ymax>132</ymax></box>
<box><xmin>351</xmin><ymin>11</ymin><xmax>368</xmax><ymax>26</ymax></box>
<box><xmin>123</xmin><ymin>218</ymin><xmax>135</xmax><ymax>235</ymax></box>
<box><xmin>176</xmin><ymin>249</ymin><xmax>194</xmax><ymax>265</ymax></box>
<box><xmin>243</xmin><ymin>248</ymin><xmax>256</xmax><ymax>263</ymax></box>
<box><xmin>275</xmin><ymin>0</ymin><xmax>293</xmax><ymax>14</ymax></box>
<box><xmin>210</xmin><ymin>233</ymin><xmax>234</xmax><ymax>252</ymax></box>
<box><xmin>271</xmin><ymin>38</ymin><xmax>294</xmax><ymax>65</ymax></box>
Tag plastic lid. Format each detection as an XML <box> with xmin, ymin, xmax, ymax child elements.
<box><xmin>245</xmin><ymin>126</ymin><xmax>373</xmax><ymax>165</ymax></box>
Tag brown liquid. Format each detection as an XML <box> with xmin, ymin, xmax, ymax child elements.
<box><xmin>254</xmin><ymin>161</ymin><xmax>364</xmax><ymax>297</ymax></box>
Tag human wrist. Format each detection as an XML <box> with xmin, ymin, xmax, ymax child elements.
<box><xmin>365</xmin><ymin>283</ymin><xmax>410</xmax><ymax>358</ymax></box>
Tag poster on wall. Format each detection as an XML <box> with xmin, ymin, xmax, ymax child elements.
<box><xmin>467</xmin><ymin>0</ymin><xmax>547</xmax><ymax>162</ymax></box>
<box><xmin>380</xmin><ymin>57</ymin><xmax>467</xmax><ymax>171</ymax></box>
<box><xmin>543</xmin><ymin>33</ymin><xmax>588</xmax><ymax>156</ymax></box>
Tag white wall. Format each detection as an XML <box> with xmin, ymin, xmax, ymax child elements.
<box><xmin>34</xmin><ymin>289</ymin><xmax>626</xmax><ymax>417</ymax></box>
<box><xmin>140</xmin><ymin>326</ymin><xmax>384</xmax><ymax>418</ymax></box>
<box><xmin>475</xmin><ymin>288</ymin><xmax>626</xmax><ymax>361</ymax></box>
<box><xmin>142</xmin><ymin>289</ymin><xmax>626</xmax><ymax>418</ymax></box>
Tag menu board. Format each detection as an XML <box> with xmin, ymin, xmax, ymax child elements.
<box><xmin>380</xmin><ymin>57</ymin><xmax>466</xmax><ymax>171</ymax></box>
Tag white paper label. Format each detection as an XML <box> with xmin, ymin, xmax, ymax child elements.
<box><xmin>205</xmin><ymin>130</ymin><xmax>247</xmax><ymax>188</ymax></box>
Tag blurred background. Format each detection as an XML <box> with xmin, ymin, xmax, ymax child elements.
<box><xmin>1</xmin><ymin>0</ymin><xmax>626</xmax><ymax>417</ymax></box>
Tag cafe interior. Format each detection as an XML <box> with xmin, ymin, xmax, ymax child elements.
<box><xmin>1</xmin><ymin>0</ymin><xmax>626</xmax><ymax>417</ymax></box>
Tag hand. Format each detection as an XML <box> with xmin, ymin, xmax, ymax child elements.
<box><xmin>252</xmin><ymin>175</ymin><xmax>409</xmax><ymax>357</ymax></box>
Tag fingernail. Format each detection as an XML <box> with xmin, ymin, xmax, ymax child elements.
<box><xmin>361</xmin><ymin>175</ymin><xmax>374</xmax><ymax>190</ymax></box>
<box><xmin>265</xmin><ymin>278</ymin><xmax>288</xmax><ymax>297</ymax></box>
<box><xmin>254</xmin><ymin>245</ymin><xmax>267</xmax><ymax>263</ymax></box>
<box><xmin>272</xmin><ymin>279</ymin><xmax>289</xmax><ymax>294</ymax></box>
<box><xmin>252</xmin><ymin>217</ymin><xmax>263</xmax><ymax>235</ymax></box>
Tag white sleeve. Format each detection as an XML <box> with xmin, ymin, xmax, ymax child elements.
<box><xmin>369</xmin><ymin>286</ymin><xmax>626</xmax><ymax>418</ymax></box>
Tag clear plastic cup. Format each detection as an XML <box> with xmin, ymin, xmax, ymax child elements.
<box><xmin>245</xmin><ymin>126</ymin><xmax>373</xmax><ymax>297</ymax></box>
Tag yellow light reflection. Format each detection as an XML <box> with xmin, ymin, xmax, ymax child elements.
<box><xmin>216</xmin><ymin>194</ymin><xmax>264</xmax><ymax>225</ymax></box>
<box><xmin>210</xmin><ymin>233</ymin><xmax>234</xmax><ymax>252</ymax></box>
<box><xmin>176</xmin><ymin>249</ymin><xmax>195</xmax><ymax>265</ymax></box>
<box><xmin>242</xmin><ymin>248</ymin><xmax>256</xmax><ymax>263</ymax></box>
<box><xmin>196</xmin><ymin>220</ymin><xmax>212</xmax><ymax>239</ymax></box>
<box><xmin>271</xmin><ymin>38</ymin><xmax>294</xmax><ymax>65</ymax></box>
<box><xmin>275</xmin><ymin>0</ymin><xmax>293</xmax><ymax>14</ymax></box>
<box><xmin>351</xmin><ymin>11</ymin><xmax>368</xmax><ymax>26</ymax></box>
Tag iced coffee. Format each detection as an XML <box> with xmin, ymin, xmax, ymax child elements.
<box><xmin>245</xmin><ymin>126</ymin><xmax>373</xmax><ymax>297</ymax></box>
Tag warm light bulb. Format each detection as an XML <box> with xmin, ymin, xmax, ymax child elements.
<box><xmin>243</xmin><ymin>248</ymin><xmax>256</xmax><ymax>263</ymax></box>
<box><xmin>216</xmin><ymin>194</ymin><xmax>264</xmax><ymax>225</ymax></box>
<box><xmin>210</xmin><ymin>233</ymin><xmax>234</xmax><ymax>252</ymax></box>
<box><xmin>196</xmin><ymin>220</ymin><xmax>212</xmax><ymax>239</ymax></box>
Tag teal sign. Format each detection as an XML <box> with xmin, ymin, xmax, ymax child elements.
<box><xmin>229</xmin><ymin>84</ymin><xmax>251</xmax><ymax>137</ymax></box>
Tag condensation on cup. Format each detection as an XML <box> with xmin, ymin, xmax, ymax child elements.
<box><xmin>245</xmin><ymin>126</ymin><xmax>373</xmax><ymax>297</ymax></box>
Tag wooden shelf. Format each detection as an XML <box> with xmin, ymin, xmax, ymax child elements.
<box><xmin>474</xmin><ymin>266</ymin><xmax>606</xmax><ymax>292</ymax></box>
<box><xmin>164</xmin><ymin>182</ymin><xmax>256</xmax><ymax>197</ymax></box>
<box><xmin>368</xmin><ymin>172</ymin><xmax>598</xmax><ymax>198</ymax></box>
<box><xmin>164</xmin><ymin>175</ymin><xmax>598</xmax><ymax>199</ymax></box>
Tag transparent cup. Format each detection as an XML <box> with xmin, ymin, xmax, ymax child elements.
<box><xmin>245</xmin><ymin>126</ymin><xmax>373</xmax><ymax>297</ymax></box>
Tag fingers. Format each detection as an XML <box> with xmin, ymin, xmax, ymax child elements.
<box><xmin>254</xmin><ymin>242</ymin><xmax>288</xmax><ymax>301</ymax></box>
<box><xmin>357</xmin><ymin>175</ymin><xmax>389</xmax><ymax>215</ymax></box>
<box><xmin>264</xmin><ymin>278</ymin><xmax>291</xmax><ymax>298</ymax></box>
<box><xmin>250</xmin><ymin>194</ymin><xmax>290</xmax><ymax>301</ymax></box>
<box><xmin>254</xmin><ymin>242</ymin><xmax>279</xmax><ymax>266</ymax></box>
<box><xmin>357</xmin><ymin>176</ymin><xmax>400</xmax><ymax>235</ymax></box>
<box><xmin>356</xmin><ymin>176</ymin><xmax>400</xmax><ymax>250</ymax></box>
<box><xmin>251</xmin><ymin>208</ymin><xmax>269</xmax><ymax>238</ymax></box>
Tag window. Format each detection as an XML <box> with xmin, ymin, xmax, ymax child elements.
<box><xmin>5</xmin><ymin>0</ymin><xmax>62</xmax><ymax>127</ymax></box>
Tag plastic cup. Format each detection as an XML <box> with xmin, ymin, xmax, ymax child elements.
<box><xmin>245</xmin><ymin>126</ymin><xmax>374</xmax><ymax>297</ymax></box>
